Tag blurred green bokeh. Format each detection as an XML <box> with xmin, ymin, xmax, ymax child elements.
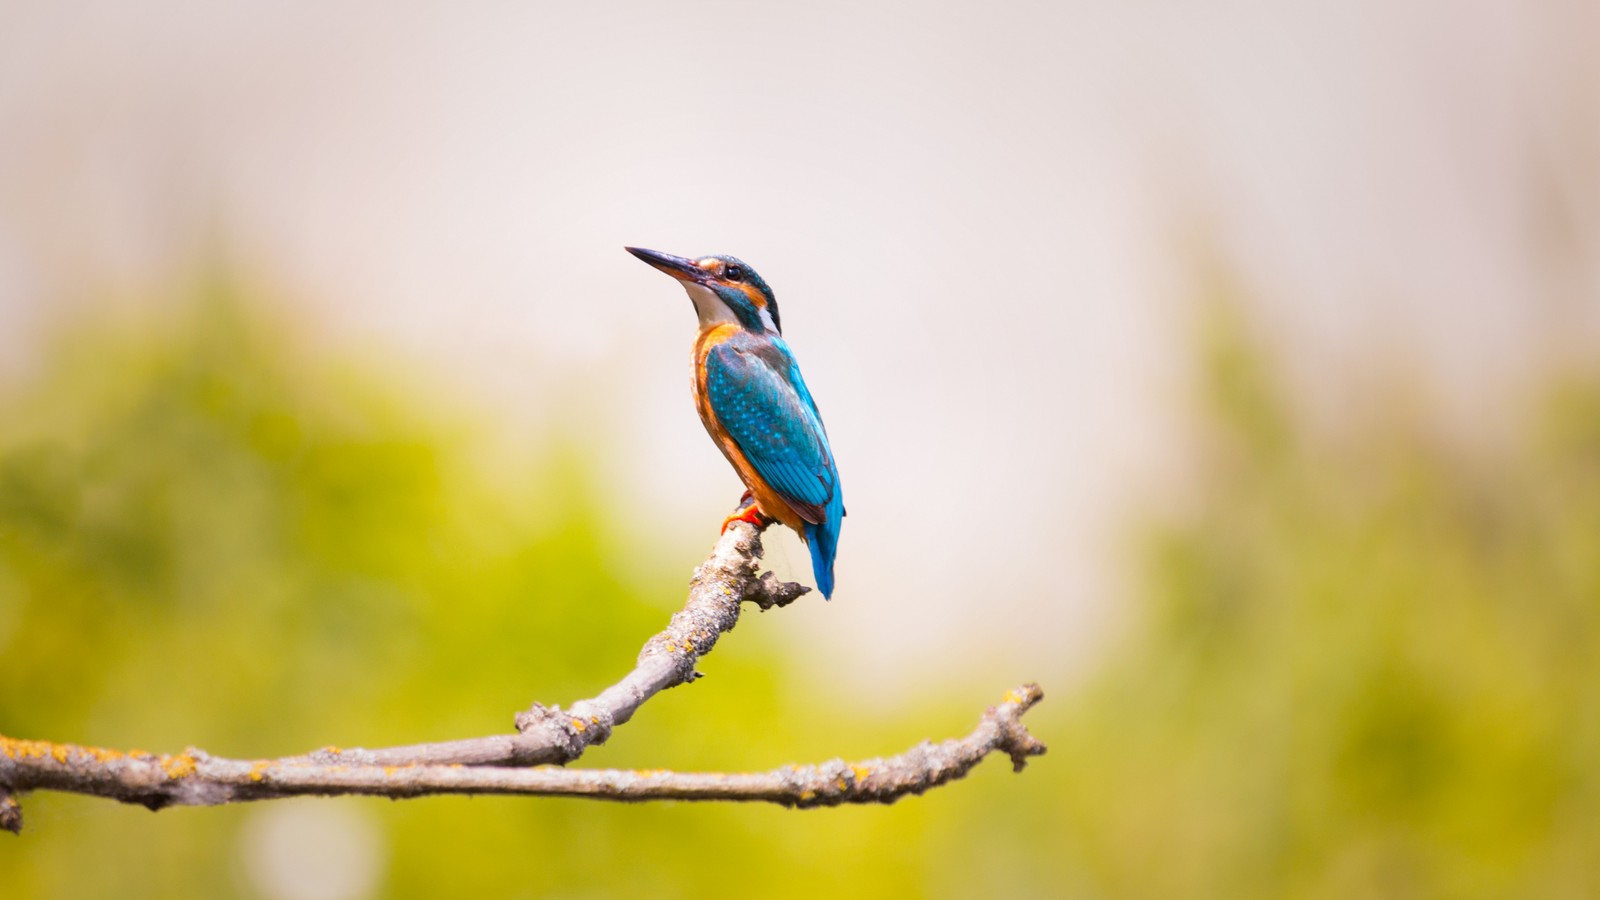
<box><xmin>2</xmin><ymin>279</ymin><xmax>1597</xmax><ymax>898</ymax></box>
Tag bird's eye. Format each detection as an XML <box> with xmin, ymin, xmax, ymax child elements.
<box><xmin>724</xmin><ymin>264</ymin><xmax>744</xmax><ymax>282</ymax></box>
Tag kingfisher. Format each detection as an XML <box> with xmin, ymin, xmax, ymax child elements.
<box><xmin>626</xmin><ymin>247</ymin><xmax>844</xmax><ymax>599</ymax></box>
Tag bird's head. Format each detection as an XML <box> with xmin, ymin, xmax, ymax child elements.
<box><xmin>626</xmin><ymin>247</ymin><xmax>781</xmax><ymax>334</ymax></box>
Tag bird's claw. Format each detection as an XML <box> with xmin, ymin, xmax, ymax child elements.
<box><xmin>721</xmin><ymin>491</ymin><xmax>773</xmax><ymax>533</ymax></box>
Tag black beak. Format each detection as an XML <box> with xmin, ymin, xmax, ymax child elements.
<box><xmin>625</xmin><ymin>247</ymin><xmax>704</xmax><ymax>283</ymax></box>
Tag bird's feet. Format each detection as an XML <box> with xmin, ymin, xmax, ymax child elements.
<box><xmin>721</xmin><ymin>490</ymin><xmax>775</xmax><ymax>533</ymax></box>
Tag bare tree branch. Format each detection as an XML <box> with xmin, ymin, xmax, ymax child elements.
<box><xmin>0</xmin><ymin>684</ymin><xmax>1044</xmax><ymax>820</ymax></box>
<box><xmin>0</xmin><ymin>520</ymin><xmax>1048</xmax><ymax>834</ymax></box>
<box><xmin>287</xmin><ymin>519</ymin><xmax>807</xmax><ymax>769</ymax></box>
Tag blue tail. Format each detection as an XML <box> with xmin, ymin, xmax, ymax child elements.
<box><xmin>803</xmin><ymin>489</ymin><xmax>844</xmax><ymax>600</ymax></box>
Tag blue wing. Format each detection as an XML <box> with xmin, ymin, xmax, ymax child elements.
<box><xmin>705</xmin><ymin>338</ymin><xmax>844</xmax><ymax>597</ymax></box>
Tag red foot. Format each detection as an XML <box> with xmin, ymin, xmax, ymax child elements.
<box><xmin>720</xmin><ymin>491</ymin><xmax>774</xmax><ymax>533</ymax></box>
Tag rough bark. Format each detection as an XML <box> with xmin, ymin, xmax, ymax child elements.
<box><xmin>0</xmin><ymin>521</ymin><xmax>1046</xmax><ymax>834</ymax></box>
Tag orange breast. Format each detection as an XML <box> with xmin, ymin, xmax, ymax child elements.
<box><xmin>691</xmin><ymin>325</ymin><xmax>805</xmax><ymax>533</ymax></box>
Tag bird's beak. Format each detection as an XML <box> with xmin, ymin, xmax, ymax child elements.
<box><xmin>625</xmin><ymin>247</ymin><xmax>704</xmax><ymax>283</ymax></box>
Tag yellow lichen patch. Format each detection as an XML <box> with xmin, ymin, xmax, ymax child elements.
<box><xmin>590</xmin><ymin>716</ymin><xmax>600</xmax><ymax>725</ymax></box>
<box><xmin>681</xmin><ymin>640</ymin><xmax>694</xmax><ymax>653</ymax></box>
<box><xmin>2</xmin><ymin>738</ymin><xmax>101</xmax><ymax>763</ymax></box>
<box><xmin>1002</xmin><ymin>689</ymin><xmax>1024</xmax><ymax>705</ymax></box>
<box><xmin>89</xmin><ymin>746</ymin><xmax>124</xmax><ymax>762</ymax></box>
<box><xmin>322</xmin><ymin>745</ymin><xmax>342</xmax><ymax>754</ymax></box>
<box><xmin>798</xmin><ymin>789</ymin><xmax>816</xmax><ymax>802</ymax></box>
<box><xmin>383</xmin><ymin>766</ymin><xmax>398</xmax><ymax>778</ymax></box>
<box><xmin>1</xmin><ymin>737</ymin><xmax>55</xmax><ymax>760</ymax></box>
<box><xmin>248</xmin><ymin>761</ymin><xmax>270</xmax><ymax>783</ymax></box>
<box><xmin>570</xmin><ymin>718</ymin><xmax>587</xmax><ymax>732</ymax></box>
<box><xmin>851</xmin><ymin>764</ymin><xmax>872</xmax><ymax>783</ymax></box>
<box><xmin>161</xmin><ymin>753</ymin><xmax>197</xmax><ymax>780</ymax></box>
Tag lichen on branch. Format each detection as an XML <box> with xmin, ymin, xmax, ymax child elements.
<box><xmin>0</xmin><ymin>520</ymin><xmax>1046</xmax><ymax>834</ymax></box>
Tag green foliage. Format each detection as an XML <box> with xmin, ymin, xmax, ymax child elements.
<box><xmin>1037</xmin><ymin>325</ymin><xmax>1600</xmax><ymax>898</ymax></box>
<box><xmin>2</xmin><ymin>281</ymin><xmax>1598</xmax><ymax>898</ymax></box>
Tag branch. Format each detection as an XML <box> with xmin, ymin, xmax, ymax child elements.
<box><xmin>0</xmin><ymin>519</ymin><xmax>1048</xmax><ymax>833</ymax></box>
<box><xmin>286</xmin><ymin>519</ymin><xmax>807</xmax><ymax>769</ymax></box>
<box><xmin>0</xmin><ymin>686</ymin><xmax>1044</xmax><ymax>820</ymax></box>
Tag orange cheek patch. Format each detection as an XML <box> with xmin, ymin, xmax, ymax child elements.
<box><xmin>739</xmin><ymin>284</ymin><xmax>766</xmax><ymax>308</ymax></box>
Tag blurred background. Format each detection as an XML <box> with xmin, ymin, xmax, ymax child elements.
<box><xmin>2</xmin><ymin>1</ymin><xmax>1599</xmax><ymax>897</ymax></box>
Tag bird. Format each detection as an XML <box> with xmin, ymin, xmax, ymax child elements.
<box><xmin>626</xmin><ymin>247</ymin><xmax>844</xmax><ymax>599</ymax></box>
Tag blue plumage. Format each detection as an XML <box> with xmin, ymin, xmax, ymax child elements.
<box><xmin>706</xmin><ymin>337</ymin><xmax>843</xmax><ymax>598</ymax></box>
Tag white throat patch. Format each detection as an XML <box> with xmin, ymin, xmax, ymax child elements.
<box><xmin>682</xmin><ymin>282</ymin><xmax>738</xmax><ymax>327</ymax></box>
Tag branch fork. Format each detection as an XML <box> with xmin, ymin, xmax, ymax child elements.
<box><xmin>0</xmin><ymin>520</ymin><xmax>1045</xmax><ymax>834</ymax></box>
